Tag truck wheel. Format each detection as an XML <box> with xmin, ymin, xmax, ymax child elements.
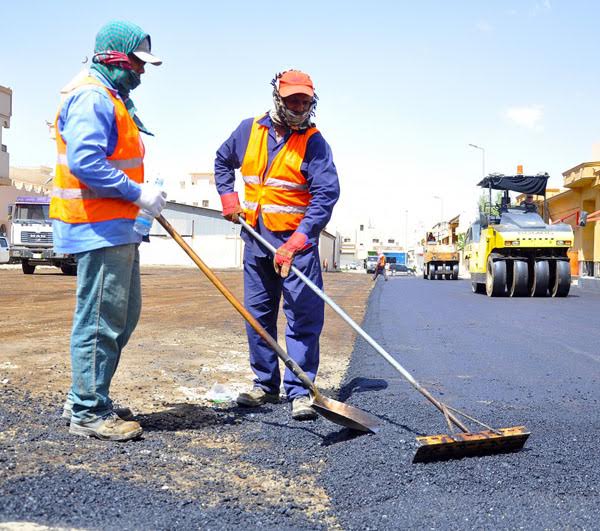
<box><xmin>435</xmin><ymin>265</ymin><xmax>444</xmax><ymax>280</ymax></box>
<box><xmin>551</xmin><ymin>260</ymin><xmax>570</xmax><ymax>297</ymax></box>
<box><xmin>486</xmin><ymin>257</ymin><xmax>506</xmax><ymax>297</ymax></box>
<box><xmin>510</xmin><ymin>260</ymin><xmax>528</xmax><ymax>297</ymax></box>
<box><xmin>530</xmin><ymin>260</ymin><xmax>549</xmax><ymax>297</ymax></box>
<box><xmin>61</xmin><ymin>264</ymin><xmax>77</xmax><ymax>276</ymax></box>
<box><xmin>452</xmin><ymin>264</ymin><xmax>459</xmax><ymax>280</ymax></box>
<box><xmin>22</xmin><ymin>261</ymin><xmax>36</xmax><ymax>275</ymax></box>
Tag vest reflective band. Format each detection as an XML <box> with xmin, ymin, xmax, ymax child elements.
<box><xmin>240</xmin><ymin>116</ymin><xmax>317</xmax><ymax>232</ymax></box>
<box><xmin>50</xmin><ymin>76</ymin><xmax>144</xmax><ymax>224</ymax></box>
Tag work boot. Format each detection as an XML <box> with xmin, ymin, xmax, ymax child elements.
<box><xmin>236</xmin><ymin>387</ymin><xmax>280</xmax><ymax>407</ymax></box>
<box><xmin>291</xmin><ymin>396</ymin><xmax>318</xmax><ymax>421</ymax></box>
<box><xmin>62</xmin><ymin>403</ymin><xmax>134</xmax><ymax>423</ymax></box>
<box><xmin>69</xmin><ymin>412</ymin><xmax>143</xmax><ymax>441</ymax></box>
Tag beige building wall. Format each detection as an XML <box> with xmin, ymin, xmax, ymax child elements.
<box><xmin>545</xmin><ymin>161</ymin><xmax>600</xmax><ymax>277</ymax></box>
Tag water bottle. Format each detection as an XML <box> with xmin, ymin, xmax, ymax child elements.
<box><xmin>134</xmin><ymin>177</ymin><xmax>164</xmax><ymax>236</ymax></box>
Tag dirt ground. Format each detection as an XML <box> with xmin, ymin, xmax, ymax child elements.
<box><xmin>0</xmin><ymin>265</ymin><xmax>373</xmax><ymax>529</ymax></box>
<box><xmin>0</xmin><ymin>265</ymin><xmax>372</xmax><ymax>407</ymax></box>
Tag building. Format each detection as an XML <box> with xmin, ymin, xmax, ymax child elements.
<box><xmin>0</xmin><ymin>85</ymin><xmax>12</xmax><ymax>186</ymax></box>
<box><xmin>340</xmin><ymin>222</ymin><xmax>407</xmax><ymax>269</ymax></box>
<box><xmin>166</xmin><ymin>172</ymin><xmax>222</xmax><ymax>210</ymax></box>
<box><xmin>537</xmin><ymin>162</ymin><xmax>600</xmax><ymax>288</ymax></box>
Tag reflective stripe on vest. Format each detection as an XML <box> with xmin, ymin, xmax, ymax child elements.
<box><xmin>240</xmin><ymin>116</ymin><xmax>317</xmax><ymax>232</ymax></box>
<box><xmin>50</xmin><ymin>76</ymin><xmax>144</xmax><ymax>224</ymax></box>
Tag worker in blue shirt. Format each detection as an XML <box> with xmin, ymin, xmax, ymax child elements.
<box><xmin>51</xmin><ymin>20</ymin><xmax>166</xmax><ymax>441</ymax></box>
<box><xmin>214</xmin><ymin>70</ymin><xmax>340</xmax><ymax>421</ymax></box>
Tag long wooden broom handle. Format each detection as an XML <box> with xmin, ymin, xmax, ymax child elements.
<box><xmin>155</xmin><ymin>215</ymin><xmax>317</xmax><ymax>394</ymax></box>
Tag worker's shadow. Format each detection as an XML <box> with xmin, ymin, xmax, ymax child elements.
<box><xmin>137</xmin><ymin>402</ymin><xmax>279</xmax><ymax>432</ymax></box>
<box><xmin>337</xmin><ymin>377</ymin><xmax>388</xmax><ymax>402</ymax></box>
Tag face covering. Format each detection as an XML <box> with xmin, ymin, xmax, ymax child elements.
<box><xmin>269</xmin><ymin>76</ymin><xmax>318</xmax><ymax>131</ymax></box>
<box><xmin>89</xmin><ymin>20</ymin><xmax>153</xmax><ymax>135</ymax></box>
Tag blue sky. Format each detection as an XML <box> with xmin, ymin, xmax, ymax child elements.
<box><xmin>2</xmin><ymin>0</ymin><xmax>600</xmax><ymax>239</ymax></box>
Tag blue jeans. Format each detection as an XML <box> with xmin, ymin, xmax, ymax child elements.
<box><xmin>243</xmin><ymin>246</ymin><xmax>324</xmax><ymax>400</ymax></box>
<box><xmin>67</xmin><ymin>244</ymin><xmax>141</xmax><ymax>423</ymax></box>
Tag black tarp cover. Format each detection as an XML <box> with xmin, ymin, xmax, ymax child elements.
<box><xmin>477</xmin><ymin>173</ymin><xmax>549</xmax><ymax>195</ymax></box>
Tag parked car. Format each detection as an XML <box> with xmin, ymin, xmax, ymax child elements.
<box><xmin>0</xmin><ymin>236</ymin><xmax>10</xmax><ymax>264</ymax></box>
<box><xmin>366</xmin><ymin>256</ymin><xmax>378</xmax><ymax>273</ymax></box>
<box><xmin>390</xmin><ymin>263</ymin><xmax>409</xmax><ymax>276</ymax></box>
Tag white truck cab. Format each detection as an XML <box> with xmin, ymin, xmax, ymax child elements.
<box><xmin>0</xmin><ymin>235</ymin><xmax>9</xmax><ymax>264</ymax></box>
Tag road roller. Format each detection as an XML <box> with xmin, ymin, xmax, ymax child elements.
<box><xmin>464</xmin><ymin>172</ymin><xmax>573</xmax><ymax>297</ymax></box>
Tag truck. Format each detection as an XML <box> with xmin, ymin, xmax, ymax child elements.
<box><xmin>423</xmin><ymin>233</ymin><xmax>459</xmax><ymax>280</ymax></box>
<box><xmin>8</xmin><ymin>196</ymin><xmax>77</xmax><ymax>275</ymax></box>
<box><xmin>464</xmin><ymin>172</ymin><xmax>573</xmax><ymax>297</ymax></box>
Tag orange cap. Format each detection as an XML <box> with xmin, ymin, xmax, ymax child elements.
<box><xmin>278</xmin><ymin>70</ymin><xmax>314</xmax><ymax>98</ymax></box>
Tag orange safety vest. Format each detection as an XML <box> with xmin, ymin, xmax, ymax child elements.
<box><xmin>50</xmin><ymin>76</ymin><xmax>144</xmax><ymax>224</ymax></box>
<box><xmin>240</xmin><ymin>116</ymin><xmax>317</xmax><ymax>232</ymax></box>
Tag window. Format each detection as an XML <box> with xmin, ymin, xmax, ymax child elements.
<box><xmin>359</xmin><ymin>225</ymin><xmax>364</xmax><ymax>231</ymax></box>
<box><xmin>388</xmin><ymin>239</ymin><xmax>395</xmax><ymax>244</ymax></box>
<box><xmin>0</xmin><ymin>237</ymin><xmax>7</xmax><ymax>248</ymax></box>
<box><xmin>343</xmin><ymin>237</ymin><xmax>351</xmax><ymax>242</ymax></box>
<box><xmin>193</xmin><ymin>201</ymin><xmax>198</xmax><ymax>206</ymax></box>
<box><xmin>372</xmin><ymin>238</ymin><xmax>379</xmax><ymax>243</ymax></box>
<box><xmin>202</xmin><ymin>200</ymin><xmax>209</xmax><ymax>207</ymax></box>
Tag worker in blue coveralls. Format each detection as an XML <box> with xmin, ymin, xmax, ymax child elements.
<box><xmin>214</xmin><ymin>70</ymin><xmax>340</xmax><ymax>421</ymax></box>
<box><xmin>50</xmin><ymin>21</ymin><xmax>166</xmax><ymax>441</ymax></box>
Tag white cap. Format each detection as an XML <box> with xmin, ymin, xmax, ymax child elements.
<box><xmin>132</xmin><ymin>37</ymin><xmax>162</xmax><ymax>65</ymax></box>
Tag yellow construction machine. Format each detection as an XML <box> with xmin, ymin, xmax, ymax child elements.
<box><xmin>465</xmin><ymin>172</ymin><xmax>574</xmax><ymax>297</ymax></box>
<box><xmin>423</xmin><ymin>218</ymin><xmax>460</xmax><ymax>280</ymax></box>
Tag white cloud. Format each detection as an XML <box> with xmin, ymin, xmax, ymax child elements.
<box><xmin>505</xmin><ymin>105</ymin><xmax>544</xmax><ymax>130</ymax></box>
<box><xmin>476</xmin><ymin>20</ymin><xmax>493</xmax><ymax>33</ymax></box>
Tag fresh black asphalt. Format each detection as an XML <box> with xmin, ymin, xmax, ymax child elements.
<box><xmin>1</xmin><ymin>275</ymin><xmax>599</xmax><ymax>529</ymax></box>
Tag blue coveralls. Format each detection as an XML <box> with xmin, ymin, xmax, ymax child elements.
<box><xmin>214</xmin><ymin>113</ymin><xmax>340</xmax><ymax>399</ymax></box>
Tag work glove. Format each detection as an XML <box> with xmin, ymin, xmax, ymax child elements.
<box><xmin>220</xmin><ymin>192</ymin><xmax>244</xmax><ymax>223</ymax></box>
<box><xmin>135</xmin><ymin>184</ymin><xmax>167</xmax><ymax>217</ymax></box>
<box><xmin>273</xmin><ymin>231</ymin><xmax>309</xmax><ymax>278</ymax></box>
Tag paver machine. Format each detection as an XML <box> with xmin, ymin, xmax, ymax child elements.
<box><xmin>465</xmin><ymin>172</ymin><xmax>574</xmax><ymax>297</ymax></box>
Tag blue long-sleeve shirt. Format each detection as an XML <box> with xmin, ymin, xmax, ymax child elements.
<box><xmin>214</xmin><ymin>113</ymin><xmax>340</xmax><ymax>256</ymax></box>
<box><xmin>52</xmin><ymin>71</ymin><xmax>144</xmax><ymax>254</ymax></box>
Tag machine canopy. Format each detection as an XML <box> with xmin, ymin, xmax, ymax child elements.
<box><xmin>477</xmin><ymin>173</ymin><xmax>549</xmax><ymax>195</ymax></box>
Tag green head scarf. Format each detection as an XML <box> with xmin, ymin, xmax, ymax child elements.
<box><xmin>90</xmin><ymin>20</ymin><xmax>153</xmax><ymax>135</ymax></box>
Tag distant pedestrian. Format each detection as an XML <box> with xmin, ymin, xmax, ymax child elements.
<box><xmin>50</xmin><ymin>20</ymin><xmax>165</xmax><ymax>441</ymax></box>
<box><xmin>373</xmin><ymin>252</ymin><xmax>387</xmax><ymax>282</ymax></box>
<box><xmin>323</xmin><ymin>258</ymin><xmax>329</xmax><ymax>271</ymax></box>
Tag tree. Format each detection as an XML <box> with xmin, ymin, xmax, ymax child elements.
<box><xmin>478</xmin><ymin>191</ymin><xmax>503</xmax><ymax>216</ymax></box>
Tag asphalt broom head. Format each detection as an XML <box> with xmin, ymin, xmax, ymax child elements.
<box><xmin>413</xmin><ymin>426</ymin><xmax>530</xmax><ymax>463</ymax></box>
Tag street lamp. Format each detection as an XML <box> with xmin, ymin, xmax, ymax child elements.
<box><xmin>468</xmin><ymin>143</ymin><xmax>486</xmax><ymax>179</ymax></box>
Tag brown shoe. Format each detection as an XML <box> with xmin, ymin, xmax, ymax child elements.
<box><xmin>69</xmin><ymin>412</ymin><xmax>143</xmax><ymax>441</ymax></box>
<box><xmin>236</xmin><ymin>387</ymin><xmax>280</xmax><ymax>407</ymax></box>
<box><xmin>291</xmin><ymin>396</ymin><xmax>318</xmax><ymax>421</ymax></box>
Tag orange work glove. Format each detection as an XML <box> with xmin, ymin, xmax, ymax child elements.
<box><xmin>273</xmin><ymin>232</ymin><xmax>309</xmax><ymax>278</ymax></box>
<box><xmin>220</xmin><ymin>192</ymin><xmax>244</xmax><ymax>223</ymax></box>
